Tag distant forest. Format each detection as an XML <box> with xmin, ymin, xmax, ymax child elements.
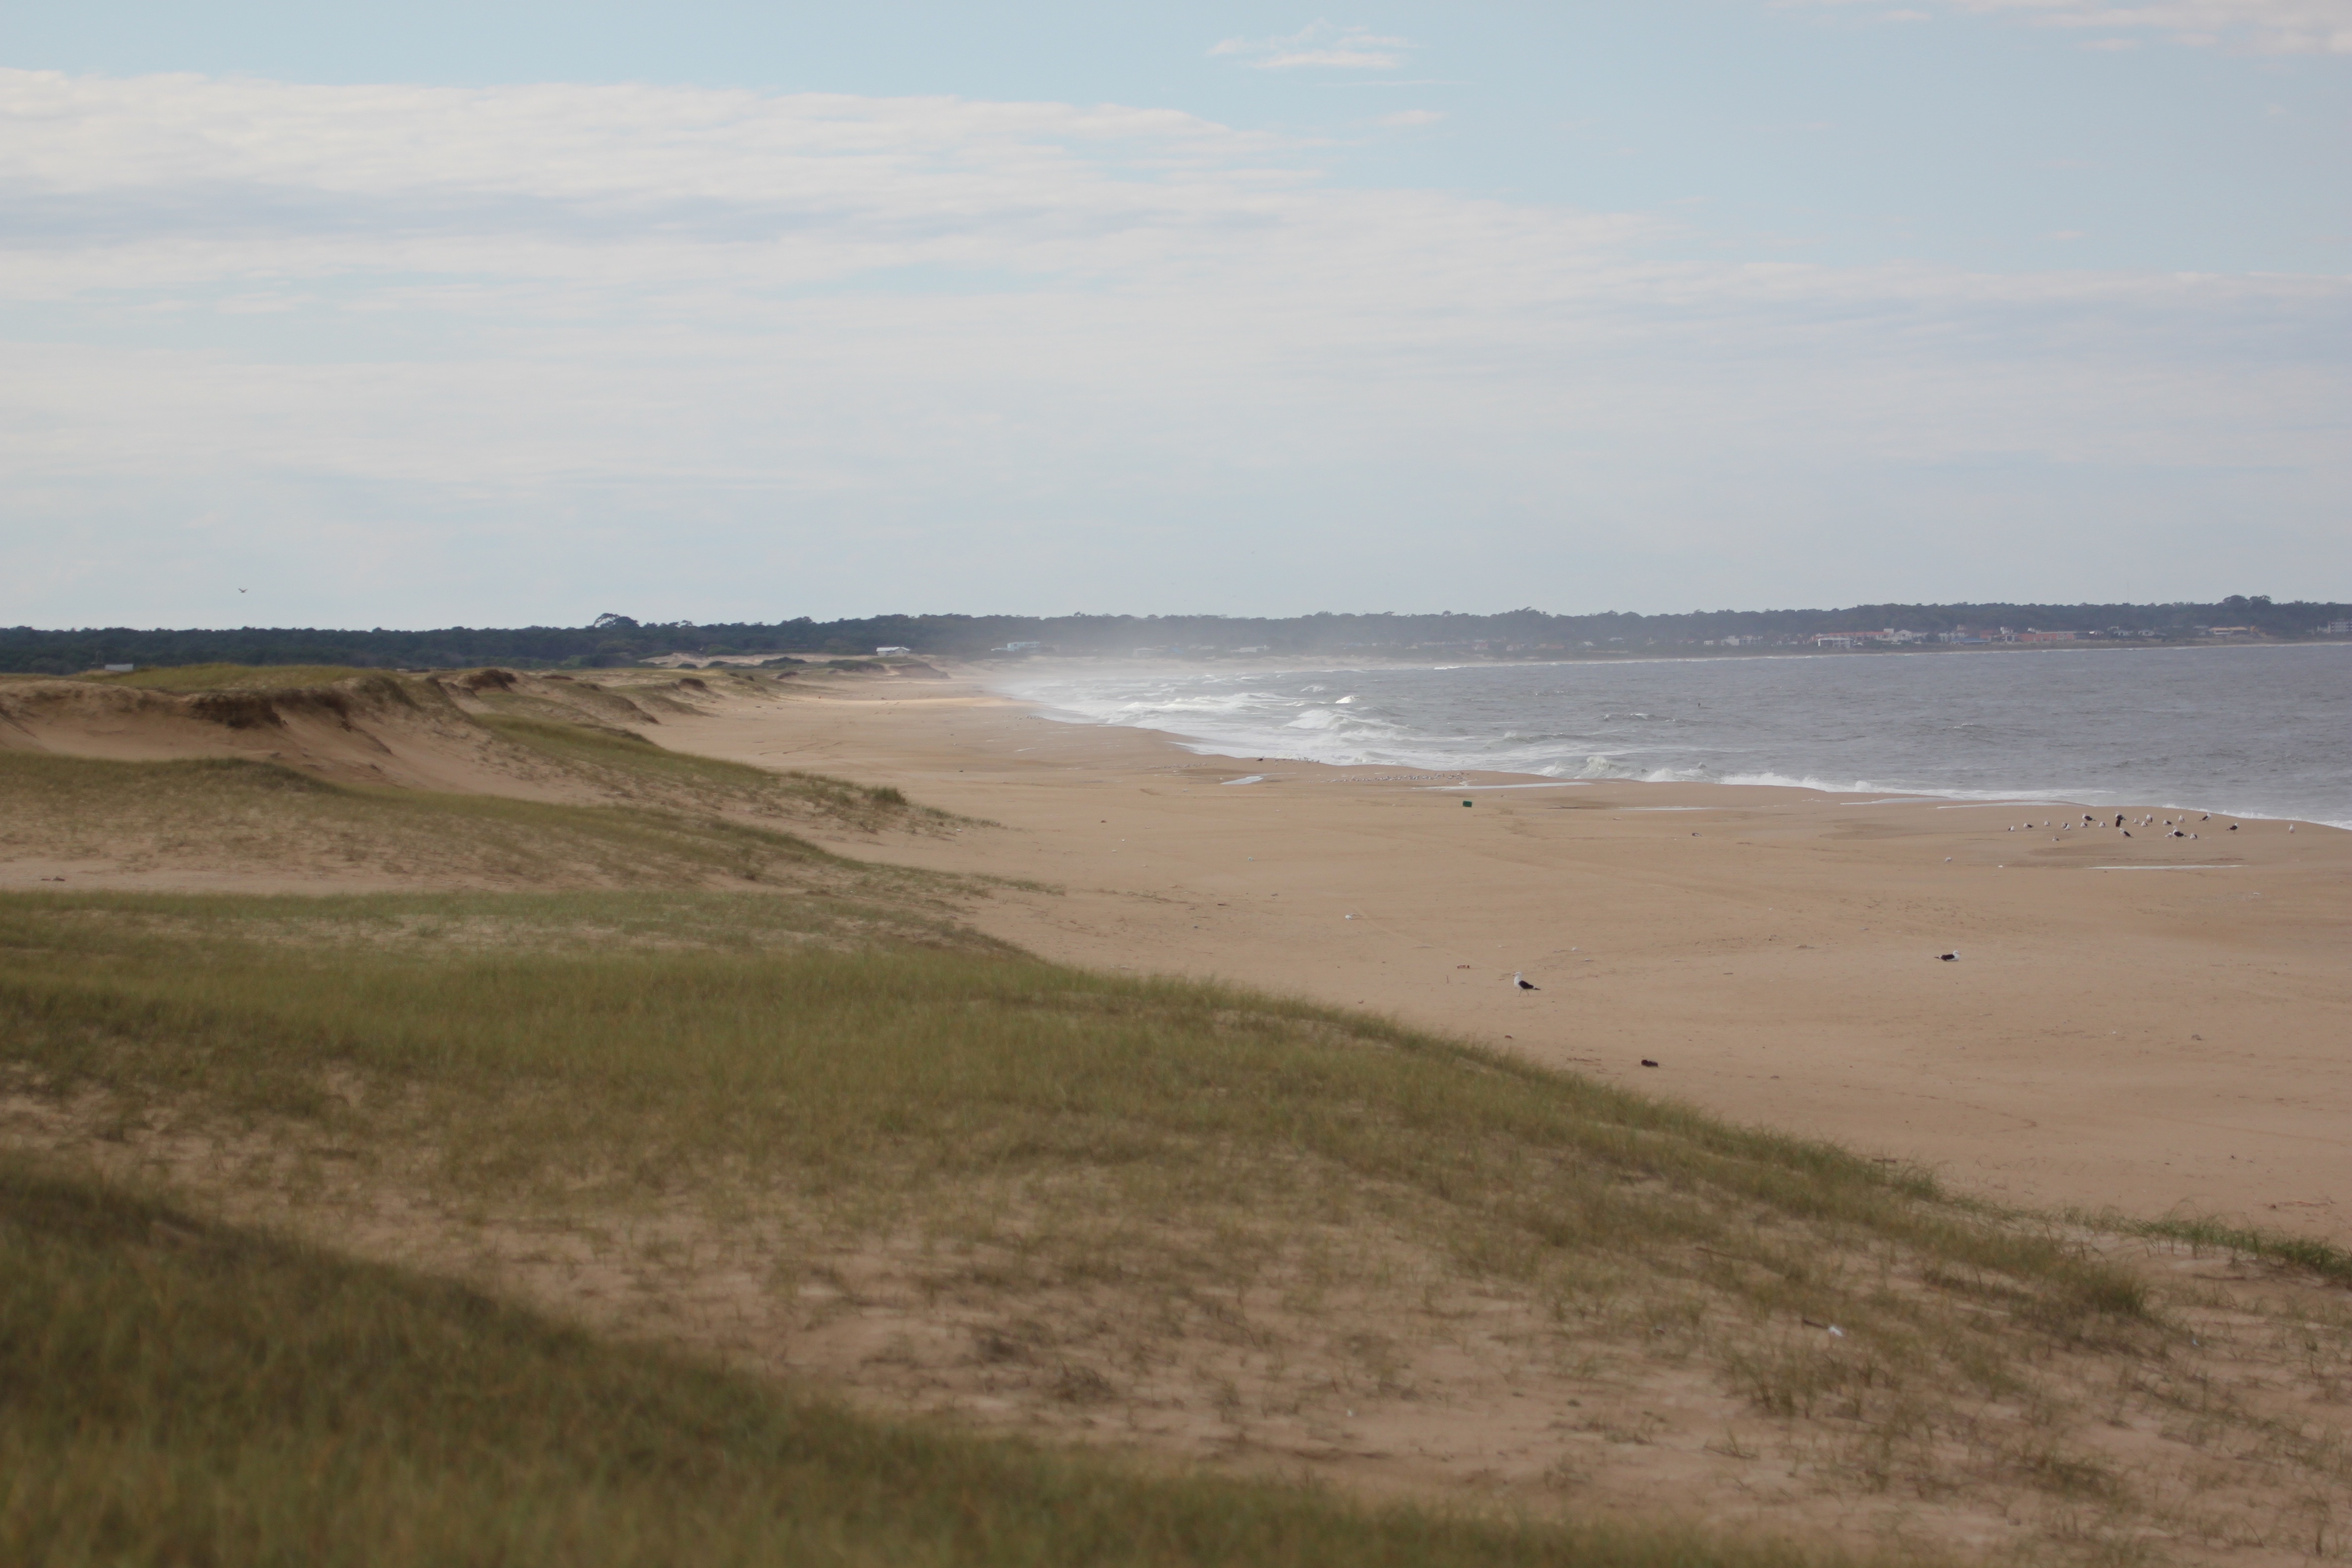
<box><xmin>4</xmin><ymin>597</ymin><xmax>2345</xmax><ymax>675</ymax></box>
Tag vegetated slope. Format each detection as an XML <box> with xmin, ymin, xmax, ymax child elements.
<box><xmin>0</xmin><ymin>667</ymin><xmax>962</xmax><ymax>890</ymax></box>
<box><xmin>4</xmin><ymin>892</ymin><xmax>2347</xmax><ymax>1565</ymax></box>
<box><xmin>0</xmin><ymin>1161</ymin><xmax>1836</xmax><ymax>1568</ymax></box>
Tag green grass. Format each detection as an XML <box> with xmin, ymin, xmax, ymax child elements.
<box><xmin>0</xmin><ymin>751</ymin><xmax>967</xmax><ymax>894</ymax></box>
<box><xmin>0</xmin><ymin>889</ymin><xmax>2148</xmax><ymax>1363</ymax></box>
<box><xmin>5</xmin><ymin>686</ymin><xmax>2348</xmax><ymax>1563</ymax></box>
<box><xmin>481</xmin><ymin>714</ymin><xmax>935</xmax><ymax>829</ymax></box>
<box><xmin>0</xmin><ymin>1159</ymin><xmax>1844</xmax><ymax>1568</ymax></box>
<box><xmin>87</xmin><ymin>663</ymin><xmax>382</xmax><ymax>691</ymax></box>
<box><xmin>9</xmin><ymin>890</ymin><xmax>2347</xmax><ymax>1560</ymax></box>
<box><xmin>2083</xmin><ymin>1211</ymin><xmax>2352</xmax><ymax>1288</ymax></box>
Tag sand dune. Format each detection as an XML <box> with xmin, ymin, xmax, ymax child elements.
<box><xmin>7</xmin><ymin>660</ymin><xmax>2345</xmax><ymax>1242</ymax></box>
<box><xmin>650</xmin><ymin>666</ymin><xmax>2352</xmax><ymax>1248</ymax></box>
<box><xmin>8</xmin><ymin>660</ymin><xmax>2352</xmax><ymax>1561</ymax></box>
<box><xmin>0</xmin><ymin>671</ymin><xmax>578</xmax><ymax>797</ymax></box>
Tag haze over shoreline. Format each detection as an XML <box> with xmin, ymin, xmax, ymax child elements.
<box><xmin>5</xmin><ymin>595</ymin><xmax>2346</xmax><ymax>675</ymax></box>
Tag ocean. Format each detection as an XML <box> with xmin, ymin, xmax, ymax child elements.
<box><xmin>1001</xmin><ymin>642</ymin><xmax>2352</xmax><ymax>830</ymax></box>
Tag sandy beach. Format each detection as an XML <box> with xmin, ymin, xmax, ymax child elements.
<box><xmin>661</xmin><ymin>665</ymin><xmax>2352</xmax><ymax>1245</ymax></box>
<box><xmin>13</xmin><ymin>659</ymin><xmax>2352</xmax><ymax>1557</ymax></box>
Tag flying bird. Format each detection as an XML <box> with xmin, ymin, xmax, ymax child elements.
<box><xmin>1513</xmin><ymin>972</ymin><xmax>1538</xmax><ymax>990</ymax></box>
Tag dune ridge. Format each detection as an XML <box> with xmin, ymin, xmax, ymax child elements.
<box><xmin>3</xmin><ymin>659</ymin><xmax>2349</xmax><ymax>1565</ymax></box>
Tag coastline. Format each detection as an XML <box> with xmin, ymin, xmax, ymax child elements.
<box><xmin>658</xmin><ymin>665</ymin><xmax>2352</xmax><ymax>1247</ymax></box>
<box><xmin>983</xmin><ymin>643</ymin><xmax>2352</xmax><ymax>831</ymax></box>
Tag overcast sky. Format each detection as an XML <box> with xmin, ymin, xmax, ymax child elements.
<box><xmin>3</xmin><ymin>1</ymin><xmax>2348</xmax><ymax>628</ymax></box>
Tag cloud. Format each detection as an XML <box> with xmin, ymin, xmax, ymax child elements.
<box><xmin>1209</xmin><ymin>21</ymin><xmax>1413</xmax><ymax>69</ymax></box>
<box><xmin>1791</xmin><ymin>0</ymin><xmax>2352</xmax><ymax>52</ymax></box>
<box><xmin>1375</xmin><ymin>109</ymin><xmax>1446</xmax><ymax>126</ymax></box>
<box><xmin>0</xmin><ymin>69</ymin><xmax>2344</xmax><ymax>622</ymax></box>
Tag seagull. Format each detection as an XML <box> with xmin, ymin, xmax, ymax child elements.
<box><xmin>1939</xmin><ymin>952</ymin><xmax>1958</xmax><ymax>961</ymax></box>
<box><xmin>1513</xmin><ymin>972</ymin><xmax>1538</xmax><ymax>990</ymax></box>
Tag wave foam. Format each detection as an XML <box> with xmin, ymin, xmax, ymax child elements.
<box><xmin>995</xmin><ymin>659</ymin><xmax>2350</xmax><ymax>830</ymax></box>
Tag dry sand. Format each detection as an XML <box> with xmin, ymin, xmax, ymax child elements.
<box><xmin>11</xmin><ymin>662</ymin><xmax>2352</xmax><ymax>1558</ymax></box>
<box><xmin>5</xmin><ymin>662</ymin><xmax>2344</xmax><ymax>1242</ymax></box>
<box><xmin>655</xmin><ymin>666</ymin><xmax>2352</xmax><ymax>1248</ymax></box>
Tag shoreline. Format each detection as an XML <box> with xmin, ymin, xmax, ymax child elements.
<box><xmin>981</xmin><ymin>644</ymin><xmax>2352</xmax><ymax>831</ymax></box>
<box><xmin>655</xmin><ymin>669</ymin><xmax>2352</xmax><ymax>1248</ymax></box>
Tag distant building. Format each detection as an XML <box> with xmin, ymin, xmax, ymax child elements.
<box><xmin>1813</xmin><ymin>634</ymin><xmax>1859</xmax><ymax>649</ymax></box>
<box><xmin>102</xmin><ymin>663</ymin><xmax>135</xmax><ymax>673</ymax></box>
<box><xmin>2203</xmin><ymin>626</ymin><xmax>2253</xmax><ymax>637</ymax></box>
<box><xmin>2325</xmin><ymin>620</ymin><xmax>2351</xmax><ymax>636</ymax></box>
<box><xmin>2019</xmin><ymin>631</ymin><xmax>2080</xmax><ymax>643</ymax></box>
<box><xmin>875</xmin><ymin>645</ymin><xmax>911</xmax><ymax>655</ymax></box>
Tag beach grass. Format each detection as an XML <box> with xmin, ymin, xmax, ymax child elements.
<box><xmin>480</xmin><ymin>713</ymin><xmax>945</xmax><ymax>832</ymax></box>
<box><xmin>4</xmin><ymin>748</ymin><xmax>2348</xmax><ymax>1563</ymax></box>
<box><xmin>84</xmin><ymin>662</ymin><xmax>384</xmax><ymax>691</ymax></box>
<box><xmin>0</xmin><ymin>748</ymin><xmax>969</xmax><ymax>892</ymax></box>
<box><xmin>0</xmin><ymin>893</ymin><xmax>2221</xmax><ymax>1510</ymax></box>
<box><xmin>5</xmin><ymin>890</ymin><xmax>2349</xmax><ymax>1557</ymax></box>
<box><xmin>1</xmin><ymin>1159</ymin><xmax>1852</xmax><ymax>1568</ymax></box>
<box><xmin>10</xmin><ymin>664</ymin><xmax>2349</xmax><ymax>1563</ymax></box>
<box><xmin>0</xmin><ymin>888</ymin><xmax>2140</xmax><ymax>1317</ymax></box>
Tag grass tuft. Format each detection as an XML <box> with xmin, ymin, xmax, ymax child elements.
<box><xmin>2084</xmin><ymin>1211</ymin><xmax>2352</xmax><ymax>1288</ymax></box>
<box><xmin>0</xmin><ymin>1159</ymin><xmax>1849</xmax><ymax>1568</ymax></box>
<box><xmin>85</xmin><ymin>663</ymin><xmax>381</xmax><ymax>691</ymax></box>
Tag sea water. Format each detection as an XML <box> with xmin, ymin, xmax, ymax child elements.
<box><xmin>1000</xmin><ymin>643</ymin><xmax>2352</xmax><ymax>829</ymax></box>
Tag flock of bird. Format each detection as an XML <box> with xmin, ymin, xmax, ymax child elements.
<box><xmin>2007</xmin><ymin>810</ymin><xmax>2240</xmax><ymax>841</ymax></box>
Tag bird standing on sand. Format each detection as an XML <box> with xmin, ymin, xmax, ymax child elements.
<box><xmin>1513</xmin><ymin>972</ymin><xmax>1538</xmax><ymax>990</ymax></box>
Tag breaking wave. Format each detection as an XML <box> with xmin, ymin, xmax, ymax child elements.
<box><xmin>996</xmin><ymin>645</ymin><xmax>2352</xmax><ymax>828</ymax></box>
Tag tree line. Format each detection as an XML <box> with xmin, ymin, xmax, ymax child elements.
<box><xmin>3</xmin><ymin>597</ymin><xmax>2343</xmax><ymax>675</ymax></box>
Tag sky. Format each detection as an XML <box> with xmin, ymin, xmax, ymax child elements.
<box><xmin>2</xmin><ymin>1</ymin><xmax>2348</xmax><ymax>628</ymax></box>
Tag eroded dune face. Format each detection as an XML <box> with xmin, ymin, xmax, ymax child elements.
<box><xmin>9</xmin><ymin>675</ymin><xmax>413</xmax><ymax>765</ymax></box>
<box><xmin>0</xmin><ymin>673</ymin><xmax>609</xmax><ymax>797</ymax></box>
<box><xmin>0</xmin><ymin>668</ymin><xmax>950</xmax><ymax>894</ymax></box>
